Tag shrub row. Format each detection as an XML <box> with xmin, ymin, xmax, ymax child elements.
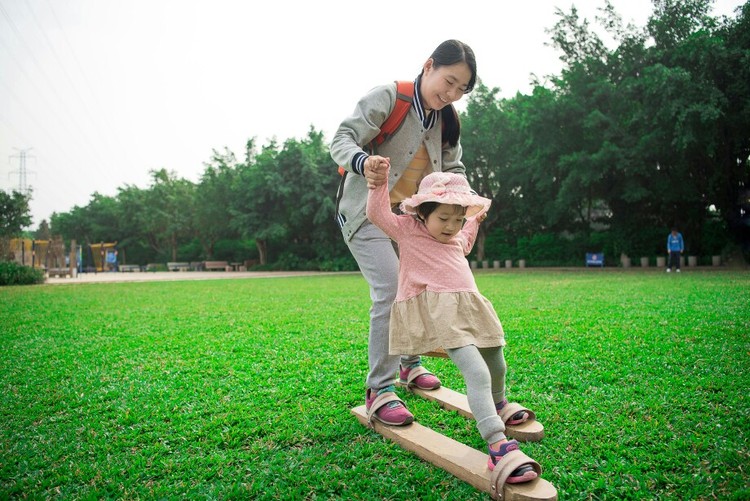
<box><xmin>0</xmin><ymin>261</ymin><xmax>46</xmax><ymax>286</ymax></box>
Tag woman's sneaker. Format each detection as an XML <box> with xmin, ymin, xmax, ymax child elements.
<box><xmin>399</xmin><ymin>363</ymin><xmax>441</xmax><ymax>390</ymax></box>
<box><xmin>366</xmin><ymin>386</ymin><xmax>414</xmax><ymax>426</ymax></box>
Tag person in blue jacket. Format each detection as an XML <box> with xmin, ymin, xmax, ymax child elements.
<box><xmin>666</xmin><ymin>228</ymin><xmax>684</xmax><ymax>272</ymax></box>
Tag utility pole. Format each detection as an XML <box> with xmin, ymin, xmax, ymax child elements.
<box><xmin>8</xmin><ymin>147</ymin><xmax>36</xmax><ymax>195</ymax></box>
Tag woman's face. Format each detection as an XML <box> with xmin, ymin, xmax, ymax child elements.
<box><xmin>419</xmin><ymin>59</ymin><xmax>472</xmax><ymax>111</ymax></box>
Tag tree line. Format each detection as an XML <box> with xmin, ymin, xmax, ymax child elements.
<box><xmin>4</xmin><ymin>0</ymin><xmax>749</xmax><ymax>269</ymax></box>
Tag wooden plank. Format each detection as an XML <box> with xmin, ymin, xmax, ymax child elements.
<box><xmin>398</xmin><ymin>384</ymin><xmax>474</xmax><ymax>419</ymax></box>
<box><xmin>352</xmin><ymin>404</ymin><xmax>490</xmax><ymax>492</ymax></box>
<box><xmin>397</xmin><ymin>384</ymin><xmax>545</xmax><ymax>442</ymax></box>
<box><xmin>423</xmin><ymin>347</ymin><xmax>449</xmax><ymax>358</ymax></box>
<box><xmin>351</xmin><ymin>405</ymin><xmax>557</xmax><ymax>500</ymax></box>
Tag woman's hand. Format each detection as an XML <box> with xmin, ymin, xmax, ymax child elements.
<box><xmin>364</xmin><ymin>155</ymin><xmax>390</xmax><ymax>189</ymax></box>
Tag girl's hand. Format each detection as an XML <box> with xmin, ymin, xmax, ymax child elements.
<box><xmin>364</xmin><ymin>155</ymin><xmax>390</xmax><ymax>189</ymax></box>
<box><xmin>471</xmin><ymin>208</ymin><xmax>488</xmax><ymax>223</ymax></box>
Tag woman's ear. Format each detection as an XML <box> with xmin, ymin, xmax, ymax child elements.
<box><xmin>422</xmin><ymin>58</ymin><xmax>434</xmax><ymax>75</ymax></box>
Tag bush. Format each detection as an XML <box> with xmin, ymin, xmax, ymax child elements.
<box><xmin>0</xmin><ymin>261</ymin><xmax>45</xmax><ymax>286</ymax></box>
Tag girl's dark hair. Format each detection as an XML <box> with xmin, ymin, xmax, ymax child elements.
<box><xmin>421</xmin><ymin>39</ymin><xmax>478</xmax><ymax>148</ymax></box>
<box><xmin>416</xmin><ymin>201</ymin><xmax>467</xmax><ymax>221</ymax></box>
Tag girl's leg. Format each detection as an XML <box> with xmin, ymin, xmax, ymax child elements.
<box><xmin>448</xmin><ymin>346</ymin><xmax>536</xmax><ymax>482</ymax></box>
<box><xmin>481</xmin><ymin>347</ymin><xmax>529</xmax><ymax>424</ymax></box>
<box><xmin>446</xmin><ymin>345</ymin><xmax>505</xmax><ymax>444</ymax></box>
<box><xmin>478</xmin><ymin>346</ymin><xmax>507</xmax><ymax>405</ymax></box>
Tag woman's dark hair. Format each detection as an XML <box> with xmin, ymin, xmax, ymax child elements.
<box><xmin>416</xmin><ymin>201</ymin><xmax>467</xmax><ymax>221</ymax></box>
<box><xmin>421</xmin><ymin>39</ymin><xmax>478</xmax><ymax>148</ymax></box>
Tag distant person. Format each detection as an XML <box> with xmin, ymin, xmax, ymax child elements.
<box><xmin>367</xmin><ymin>170</ymin><xmax>543</xmax><ymax>484</ymax></box>
<box><xmin>666</xmin><ymin>228</ymin><xmax>684</xmax><ymax>272</ymax></box>
<box><xmin>330</xmin><ymin>40</ymin><xmax>478</xmax><ymax>426</ymax></box>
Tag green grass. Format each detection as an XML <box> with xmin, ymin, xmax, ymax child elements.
<box><xmin>1</xmin><ymin>270</ymin><xmax>749</xmax><ymax>500</ymax></box>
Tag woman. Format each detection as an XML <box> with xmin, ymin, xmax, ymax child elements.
<box><xmin>330</xmin><ymin>39</ymin><xmax>477</xmax><ymax>426</ymax></box>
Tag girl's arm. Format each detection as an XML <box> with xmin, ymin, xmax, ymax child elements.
<box><xmin>458</xmin><ymin>209</ymin><xmax>487</xmax><ymax>255</ymax></box>
<box><xmin>365</xmin><ymin>167</ymin><xmax>401</xmax><ymax>240</ymax></box>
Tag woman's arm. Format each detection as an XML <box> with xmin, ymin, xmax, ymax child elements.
<box><xmin>330</xmin><ymin>84</ymin><xmax>397</xmax><ymax>176</ymax></box>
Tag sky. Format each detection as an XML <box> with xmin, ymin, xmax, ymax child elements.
<box><xmin>0</xmin><ymin>0</ymin><xmax>745</xmax><ymax>227</ymax></box>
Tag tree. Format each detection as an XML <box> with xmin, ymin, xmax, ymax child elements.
<box><xmin>0</xmin><ymin>189</ymin><xmax>32</xmax><ymax>260</ymax></box>
<box><xmin>144</xmin><ymin>169</ymin><xmax>196</xmax><ymax>262</ymax></box>
<box><xmin>35</xmin><ymin>220</ymin><xmax>51</xmax><ymax>240</ymax></box>
<box><xmin>230</xmin><ymin>127</ymin><xmax>342</xmax><ymax>267</ymax></box>
<box><xmin>230</xmin><ymin>140</ymin><xmax>282</xmax><ymax>265</ymax></box>
<box><xmin>195</xmin><ymin>147</ymin><xmax>240</xmax><ymax>259</ymax></box>
<box><xmin>461</xmin><ymin>84</ymin><xmax>517</xmax><ymax>260</ymax></box>
<box><xmin>0</xmin><ymin>190</ymin><xmax>32</xmax><ymax>238</ymax></box>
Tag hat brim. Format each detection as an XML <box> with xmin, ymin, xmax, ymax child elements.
<box><xmin>400</xmin><ymin>192</ymin><xmax>491</xmax><ymax>218</ymax></box>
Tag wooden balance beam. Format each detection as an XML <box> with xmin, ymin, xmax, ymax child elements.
<box><xmin>395</xmin><ymin>385</ymin><xmax>544</xmax><ymax>442</ymax></box>
<box><xmin>407</xmin><ymin>345</ymin><xmax>545</xmax><ymax>442</ymax></box>
<box><xmin>351</xmin><ymin>405</ymin><xmax>557</xmax><ymax>500</ymax></box>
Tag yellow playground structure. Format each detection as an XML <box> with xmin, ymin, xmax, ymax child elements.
<box><xmin>88</xmin><ymin>242</ymin><xmax>118</xmax><ymax>272</ymax></box>
<box><xmin>4</xmin><ymin>238</ymin><xmax>119</xmax><ymax>276</ymax></box>
<box><xmin>8</xmin><ymin>237</ymin><xmax>68</xmax><ymax>270</ymax></box>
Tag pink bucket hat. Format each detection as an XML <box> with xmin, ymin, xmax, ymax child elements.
<box><xmin>400</xmin><ymin>172</ymin><xmax>491</xmax><ymax>218</ymax></box>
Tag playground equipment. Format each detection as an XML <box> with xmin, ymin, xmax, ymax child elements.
<box><xmin>89</xmin><ymin>242</ymin><xmax>118</xmax><ymax>272</ymax></box>
<box><xmin>351</xmin><ymin>350</ymin><xmax>557</xmax><ymax>500</ymax></box>
<box><xmin>6</xmin><ymin>237</ymin><xmax>79</xmax><ymax>277</ymax></box>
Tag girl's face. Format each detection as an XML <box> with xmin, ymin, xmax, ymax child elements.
<box><xmin>419</xmin><ymin>59</ymin><xmax>472</xmax><ymax>111</ymax></box>
<box><xmin>424</xmin><ymin>204</ymin><xmax>466</xmax><ymax>243</ymax></box>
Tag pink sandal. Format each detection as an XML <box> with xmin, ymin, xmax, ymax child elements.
<box><xmin>487</xmin><ymin>440</ymin><xmax>539</xmax><ymax>484</ymax></box>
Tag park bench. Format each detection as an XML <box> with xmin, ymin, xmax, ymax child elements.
<box><xmin>167</xmin><ymin>262</ymin><xmax>190</xmax><ymax>272</ymax></box>
<box><xmin>47</xmin><ymin>267</ymin><xmax>71</xmax><ymax>278</ymax></box>
<box><xmin>586</xmin><ymin>253</ymin><xmax>604</xmax><ymax>267</ymax></box>
<box><xmin>119</xmin><ymin>264</ymin><xmax>140</xmax><ymax>272</ymax></box>
<box><xmin>203</xmin><ymin>260</ymin><xmax>230</xmax><ymax>271</ymax></box>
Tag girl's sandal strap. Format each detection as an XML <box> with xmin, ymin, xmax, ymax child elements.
<box><xmin>366</xmin><ymin>392</ymin><xmax>405</xmax><ymax>424</ymax></box>
<box><xmin>497</xmin><ymin>401</ymin><xmax>537</xmax><ymax>424</ymax></box>
<box><xmin>490</xmin><ymin>449</ymin><xmax>542</xmax><ymax>501</ymax></box>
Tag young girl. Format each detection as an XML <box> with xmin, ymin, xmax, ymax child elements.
<box><xmin>330</xmin><ymin>40</ymin><xmax>477</xmax><ymax>427</ymax></box>
<box><xmin>366</xmin><ymin>169</ymin><xmax>541</xmax><ymax>483</ymax></box>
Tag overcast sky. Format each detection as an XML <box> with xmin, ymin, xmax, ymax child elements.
<box><xmin>0</xmin><ymin>0</ymin><xmax>744</xmax><ymax>226</ymax></box>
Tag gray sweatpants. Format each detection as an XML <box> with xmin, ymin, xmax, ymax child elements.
<box><xmin>346</xmin><ymin>221</ymin><xmax>421</xmax><ymax>391</ymax></box>
<box><xmin>447</xmin><ymin>345</ymin><xmax>508</xmax><ymax>445</ymax></box>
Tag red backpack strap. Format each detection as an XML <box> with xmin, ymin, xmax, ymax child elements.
<box><xmin>337</xmin><ymin>80</ymin><xmax>414</xmax><ymax>176</ymax></box>
<box><xmin>373</xmin><ymin>80</ymin><xmax>414</xmax><ymax>146</ymax></box>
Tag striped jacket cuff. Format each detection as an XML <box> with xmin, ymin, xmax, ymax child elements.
<box><xmin>352</xmin><ymin>153</ymin><xmax>367</xmax><ymax>176</ymax></box>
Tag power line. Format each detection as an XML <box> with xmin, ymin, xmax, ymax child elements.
<box><xmin>0</xmin><ymin>2</ymin><xmax>111</xmax><ymax>170</ymax></box>
<box><xmin>24</xmin><ymin>0</ymin><xmax>132</xmax><ymax>165</ymax></box>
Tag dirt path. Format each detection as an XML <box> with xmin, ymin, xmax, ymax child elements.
<box><xmin>46</xmin><ymin>270</ymin><xmax>358</xmax><ymax>285</ymax></box>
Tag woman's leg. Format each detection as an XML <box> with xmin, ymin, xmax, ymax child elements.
<box><xmin>346</xmin><ymin>221</ymin><xmax>401</xmax><ymax>391</ymax></box>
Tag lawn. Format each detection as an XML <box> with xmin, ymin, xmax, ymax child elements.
<box><xmin>1</xmin><ymin>270</ymin><xmax>748</xmax><ymax>500</ymax></box>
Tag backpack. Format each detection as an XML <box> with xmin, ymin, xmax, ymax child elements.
<box><xmin>337</xmin><ymin>80</ymin><xmax>414</xmax><ymax>176</ymax></box>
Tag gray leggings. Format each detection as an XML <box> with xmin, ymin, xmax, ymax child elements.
<box><xmin>446</xmin><ymin>345</ymin><xmax>508</xmax><ymax>445</ymax></box>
